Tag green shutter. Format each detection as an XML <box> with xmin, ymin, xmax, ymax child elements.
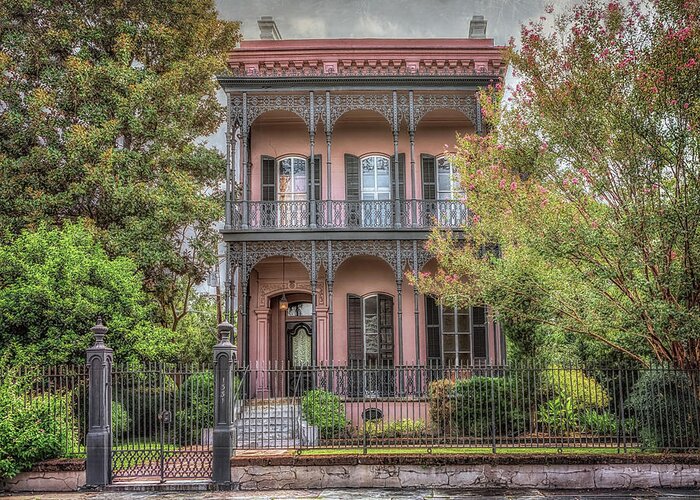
<box><xmin>426</xmin><ymin>296</ymin><xmax>441</xmax><ymax>365</ymax></box>
<box><xmin>472</xmin><ymin>305</ymin><xmax>488</xmax><ymax>359</ymax></box>
<box><xmin>345</xmin><ymin>154</ymin><xmax>360</xmax><ymax>200</ymax></box>
<box><xmin>378</xmin><ymin>294</ymin><xmax>394</xmax><ymax>365</ymax></box>
<box><xmin>308</xmin><ymin>154</ymin><xmax>322</xmax><ymax>200</ymax></box>
<box><xmin>347</xmin><ymin>294</ymin><xmax>363</xmax><ymax>362</ymax></box>
<box><xmin>421</xmin><ymin>154</ymin><xmax>436</xmax><ymax>200</ymax></box>
<box><xmin>390</xmin><ymin>153</ymin><xmax>406</xmax><ymax>200</ymax></box>
<box><xmin>261</xmin><ymin>156</ymin><xmax>276</xmax><ymax>201</ymax></box>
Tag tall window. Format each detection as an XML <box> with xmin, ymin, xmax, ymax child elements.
<box><xmin>441</xmin><ymin>306</ymin><xmax>471</xmax><ymax>367</ymax></box>
<box><xmin>361</xmin><ymin>155</ymin><xmax>391</xmax><ymax>226</ymax></box>
<box><xmin>436</xmin><ymin>156</ymin><xmax>466</xmax><ymax>225</ymax></box>
<box><xmin>426</xmin><ymin>297</ymin><xmax>488</xmax><ymax>367</ymax></box>
<box><xmin>278</xmin><ymin>156</ymin><xmax>307</xmax><ymax>202</ymax></box>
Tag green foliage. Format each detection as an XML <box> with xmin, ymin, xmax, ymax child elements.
<box><xmin>541</xmin><ymin>366</ymin><xmax>610</xmax><ymax>410</ymax></box>
<box><xmin>453</xmin><ymin>376</ymin><xmax>529</xmax><ymax>437</ymax></box>
<box><xmin>301</xmin><ymin>389</ymin><xmax>348</xmax><ymax>439</ymax></box>
<box><xmin>174</xmin><ymin>371</ymin><xmax>214</xmax><ymax>445</ymax></box>
<box><xmin>170</xmin><ymin>296</ymin><xmax>220</xmax><ymax>365</ymax></box>
<box><xmin>111</xmin><ymin>401</ymin><xmax>131</xmax><ymax>437</ymax></box>
<box><xmin>538</xmin><ymin>397</ymin><xmax>578</xmax><ymax>435</ymax></box>
<box><xmin>0</xmin><ymin>369</ymin><xmax>76</xmax><ymax>479</ymax></box>
<box><xmin>363</xmin><ymin>419</ymin><xmax>426</xmax><ymax>439</ymax></box>
<box><xmin>0</xmin><ymin>0</ymin><xmax>240</xmax><ymax>331</ymax></box>
<box><xmin>626</xmin><ymin>368</ymin><xmax>700</xmax><ymax>450</ymax></box>
<box><xmin>578</xmin><ymin>409</ymin><xmax>618</xmax><ymax>436</ymax></box>
<box><xmin>0</xmin><ymin>222</ymin><xmax>171</xmax><ymax>364</ymax></box>
<box><xmin>428</xmin><ymin>379</ymin><xmax>456</xmax><ymax>435</ymax></box>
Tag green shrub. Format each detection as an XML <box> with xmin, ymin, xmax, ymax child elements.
<box><xmin>541</xmin><ymin>366</ymin><xmax>610</xmax><ymax>410</ymax></box>
<box><xmin>301</xmin><ymin>389</ymin><xmax>348</xmax><ymax>439</ymax></box>
<box><xmin>578</xmin><ymin>409</ymin><xmax>618</xmax><ymax>435</ymax></box>
<box><xmin>453</xmin><ymin>376</ymin><xmax>529</xmax><ymax>437</ymax></box>
<box><xmin>538</xmin><ymin>397</ymin><xmax>578</xmax><ymax>435</ymax></box>
<box><xmin>363</xmin><ymin>419</ymin><xmax>426</xmax><ymax>439</ymax></box>
<box><xmin>174</xmin><ymin>371</ymin><xmax>214</xmax><ymax>445</ymax></box>
<box><xmin>428</xmin><ymin>379</ymin><xmax>456</xmax><ymax>435</ymax></box>
<box><xmin>626</xmin><ymin>368</ymin><xmax>700</xmax><ymax>451</ymax></box>
<box><xmin>0</xmin><ymin>372</ymin><xmax>76</xmax><ymax>479</ymax></box>
<box><xmin>111</xmin><ymin>401</ymin><xmax>131</xmax><ymax>437</ymax></box>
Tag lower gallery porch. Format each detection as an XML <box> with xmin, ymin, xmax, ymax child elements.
<box><xmin>239</xmin><ymin>254</ymin><xmax>505</xmax><ymax>398</ymax></box>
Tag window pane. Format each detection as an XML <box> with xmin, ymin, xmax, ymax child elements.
<box><xmin>363</xmin><ymin>173</ymin><xmax>375</xmax><ymax>189</ymax></box>
<box><xmin>377</xmin><ymin>192</ymin><xmax>391</xmax><ymax>200</ymax></box>
<box><xmin>365</xmin><ymin>333</ymin><xmax>378</xmax><ymax>354</ymax></box>
<box><xmin>443</xmin><ymin>333</ymin><xmax>456</xmax><ymax>352</ymax></box>
<box><xmin>458</xmin><ymin>352</ymin><xmax>471</xmax><ymax>366</ymax></box>
<box><xmin>364</xmin><ymin>295</ymin><xmax>377</xmax><ymax>333</ymax></box>
<box><xmin>443</xmin><ymin>311</ymin><xmax>455</xmax><ymax>332</ymax></box>
<box><xmin>294</xmin><ymin>177</ymin><xmax>307</xmax><ymax>193</ymax></box>
<box><xmin>279</xmin><ymin>158</ymin><xmax>292</xmax><ymax>176</ymax></box>
<box><xmin>457</xmin><ymin>313</ymin><xmax>470</xmax><ymax>333</ymax></box>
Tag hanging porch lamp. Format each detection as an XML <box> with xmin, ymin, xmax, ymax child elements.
<box><xmin>279</xmin><ymin>256</ymin><xmax>288</xmax><ymax>311</ymax></box>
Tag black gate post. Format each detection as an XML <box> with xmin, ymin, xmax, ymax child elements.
<box><xmin>212</xmin><ymin>321</ymin><xmax>236</xmax><ymax>485</ymax></box>
<box><xmin>86</xmin><ymin>318</ymin><xmax>113</xmax><ymax>487</ymax></box>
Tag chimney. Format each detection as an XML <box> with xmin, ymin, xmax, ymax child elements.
<box><xmin>258</xmin><ymin>16</ymin><xmax>282</xmax><ymax>40</ymax></box>
<box><xmin>469</xmin><ymin>15</ymin><xmax>487</xmax><ymax>38</ymax></box>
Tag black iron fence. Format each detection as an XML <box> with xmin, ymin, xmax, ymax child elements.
<box><xmin>234</xmin><ymin>363</ymin><xmax>700</xmax><ymax>453</ymax></box>
<box><xmin>231</xmin><ymin>199</ymin><xmax>470</xmax><ymax>230</ymax></box>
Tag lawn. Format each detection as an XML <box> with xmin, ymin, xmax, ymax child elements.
<box><xmin>299</xmin><ymin>446</ymin><xmax>643</xmax><ymax>456</ymax></box>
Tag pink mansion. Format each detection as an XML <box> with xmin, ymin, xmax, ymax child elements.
<box><xmin>219</xmin><ymin>16</ymin><xmax>507</xmax><ymax>395</ymax></box>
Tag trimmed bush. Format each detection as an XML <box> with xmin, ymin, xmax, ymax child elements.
<box><xmin>301</xmin><ymin>389</ymin><xmax>348</xmax><ymax>439</ymax></box>
<box><xmin>363</xmin><ymin>419</ymin><xmax>426</xmax><ymax>439</ymax></box>
<box><xmin>453</xmin><ymin>376</ymin><xmax>529</xmax><ymax>437</ymax></box>
<box><xmin>428</xmin><ymin>378</ymin><xmax>456</xmax><ymax>436</ymax></box>
<box><xmin>626</xmin><ymin>368</ymin><xmax>700</xmax><ymax>451</ymax></box>
<box><xmin>0</xmin><ymin>372</ymin><xmax>76</xmax><ymax>479</ymax></box>
<box><xmin>540</xmin><ymin>366</ymin><xmax>610</xmax><ymax>410</ymax></box>
<box><xmin>111</xmin><ymin>401</ymin><xmax>131</xmax><ymax>437</ymax></box>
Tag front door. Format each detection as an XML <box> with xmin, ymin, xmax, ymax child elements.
<box><xmin>286</xmin><ymin>321</ymin><xmax>313</xmax><ymax>396</ymax></box>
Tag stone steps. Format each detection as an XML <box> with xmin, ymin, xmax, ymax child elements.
<box><xmin>234</xmin><ymin>400</ymin><xmax>312</xmax><ymax>449</ymax></box>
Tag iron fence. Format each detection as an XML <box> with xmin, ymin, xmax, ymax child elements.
<box><xmin>4</xmin><ymin>365</ymin><xmax>89</xmax><ymax>458</ymax></box>
<box><xmin>233</xmin><ymin>362</ymin><xmax>700</xmax><ymax>453</ymax></box>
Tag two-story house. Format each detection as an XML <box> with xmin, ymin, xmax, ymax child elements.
<box><xmin>218</xmin><ymin>16</ymin><xmax>507</xmax><ymax>399</ymax></box>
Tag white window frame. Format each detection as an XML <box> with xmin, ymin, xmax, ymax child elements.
<box><xmin>360</xmin><ymin>155</ymin><xmax>392</xmax><ymax>227</ymax></box>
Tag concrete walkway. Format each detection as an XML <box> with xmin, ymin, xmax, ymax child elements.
<box><xmin>4</xmin><ymin>489</ymin><xmax>700</xmax><ymax>499</ymax></box>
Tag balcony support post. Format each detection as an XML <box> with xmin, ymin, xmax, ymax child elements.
<box><xmin>412</xmin><ymin>240</ymin><xmax>420</xmax><ymax>364</ymax></box>
<box><xmin>310</xmin><ymin>240</ymin><xmax>318</xmax><ymax>364</ymax></box>
<box><xmin>325</xmin><ymin>92</ymin><xmax>332</xmax><ymax>228</ymax></box>
<box><xmin>396</xmin><ymin>240</ymin><xmax>404</xmax><ymax>367</ymax></box>
<box><xmin>409</xmin><ymin>91</ymin><xmax>417</xmax><ymax>228</ymax></box>
<box><xmin>225</xmin><ymin>92</ymin><xmax>232</xmax><ymax>230</ymax></box>
<box><xmin>326</xmin><ymin>240</ymin><xmax>334</xmax><ymax>364</ymax></box>
<box><xmin>392</xmin><ymin>91</ymin><xmax>401</xmax><ymax>229</ymax></box>
<box><xmin>309</xmin><ymin>91</ymin><xmax>317</xmax><ymax>229</ymax></box>
<box><xmin>241</xmin><ymin>92</ymin><xmax>249</xmax><ymax>230</ymax></box>
<box><xmin>476</xmin><ymin>97</ymin><xmax>483</xmax><ymax>135</ymax></box>
<box><xmin>241</xmin><ymin>242</ymin><xmax>249</xmax><ymax>366</ymax></box>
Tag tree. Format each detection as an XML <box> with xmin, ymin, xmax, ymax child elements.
<box><xmin>0</xmin><ymin>0</ymin><xmax>240</xmax><ymax>330</ymax></box>
<box><xmin>0</xmin><ymin>222</ymin><xmax>171</xmax><ymax>365</ymax></box>
<box><xmin>411</xmin><ymin>0</ymin><xmax>700</xmax><ymax>372</ymax></box>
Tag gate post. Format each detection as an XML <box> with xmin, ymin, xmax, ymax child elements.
<box><xmin>212</xmin><ymin>321</ymin><xmax>236</xmax><ymax>485</ymax></box>
<box><xmin>85</xmin><ymin>317</ymin><xmax>113</xmax><ymax>487</ymax></box>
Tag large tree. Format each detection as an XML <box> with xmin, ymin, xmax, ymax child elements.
<box><xmin>412</xmin><ymin>0</ymin><xmax>700</xmax><ymax>370</ymax></box>
<box><xmin>0</xmin><ymin>0</ymin><xmax>239</xmax><ymax>330</ymax></box>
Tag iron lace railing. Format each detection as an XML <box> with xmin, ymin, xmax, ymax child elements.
<box><xmin>231</xmin><ymin>200</ymin><xmax>470</xmax><ymax>230</ymax></box>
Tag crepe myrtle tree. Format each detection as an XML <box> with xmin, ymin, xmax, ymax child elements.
<box><xmin>410</xmin><ymin>0</ymin><xmax>700</xmax><ymax>373</ymax></box>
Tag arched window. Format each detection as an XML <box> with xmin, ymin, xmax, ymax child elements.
<box><xmin>278</xmin><ymin>156</ymin><xmax>307</xmax><ymax>202</ymax></box>
<box><xmin>360</xmin><ymin>155</ymin><xmax>392</xmax><ymax>227</ymax></box>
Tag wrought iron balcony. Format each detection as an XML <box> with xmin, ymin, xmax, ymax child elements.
<box><xmin>230</xmin><ymin>200</ymin><xmax>470</xmax><ymax>231</ymax></box>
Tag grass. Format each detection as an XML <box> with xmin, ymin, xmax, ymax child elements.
<box><xmin>112</xmin><ymin>441</ymin><xmax>180</xmax><ymax>471</ymax></box>
<box><xmin>299</xmin><ymin>446</ymin><xmax>643</xmax><ymax>456</ymax></box>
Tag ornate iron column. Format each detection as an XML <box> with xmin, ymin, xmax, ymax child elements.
<box><xmin>409</xmin><ymin>91</ymin><xmax>417</xmax><ymax>227</ymax></box>
<box><xmin>325</xmin><ymin>91</ymin><xmax>332</xmax><ymax>224</ymax></box>
<box><xmin>241</xmin><ymin>92</ymin><xmax>249</xmax><ymax>229</ymax></box>
<box><xmin>241</xmin><ymin>242</ymin><xmax>249</xmax><ymax>366</ymax></box>
<box><xmin>309</xmin><ymin>91</ymin><xmax>317</xmax><ymax>229</ymax></box>
<box><xmin>310</xmin><ymin>241</ymin><xmax>318</xmax><ymax>364</ymax></box>
<box><xmin>225</xmin><ymin>92</ymin><xmax>232</xmax><ymax>230</ymax></box>
<box><xmin>326</xmin><ymin>240</ymin><xmax>334</xmax><ymax>363</ymax></box>
<box><xmin>396</xmin><ymin>240</ymin><xmax>404</xmax><ymax>366</ymax></box>
<box><xmin>212</xmin><ymin>321</ymin><xmax>236</xmax><ymax>484</ymax></box>
<box><xmin>412</xmin><ymin>240</ymin><xmax>420</xmax><ymax>363</ymax></box>
<box><xmin>392</xmin><ymin>90</ymin><xmax>401</xmax><ymax>229</ymax></box>
<box><xmin>85</xmin><ymin>318</ymin><xmax>113</xmax><ymax>487</ymax></box>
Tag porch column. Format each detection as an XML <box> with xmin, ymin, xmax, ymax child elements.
<box><xmin>396</xmin><ymin>241</ymin><xmax>404</xmax><ymax>366</ymax></box>
<box><xmin>254</xmin><ymin>308</ymin><xmax>271</xmax><ymax>395</ymax></box>
<box><xmin>412</xmin><ymin>241</ymin><xmax>420</xmax><ymax>364</ymax></box>
<box><xmin>326</xmin><ymin>241</ymin><xmax>334</xmax><ymax>363</ymax></box>
<box><xmin>392</xmin><ymin>90</ymin><xmax>401</xmax><ymax>229</ymax></box>
<box><xmin>225</xmin><ymin>92</ymin><xmax>232</xmax><ymax>230</ymax></box>
<box><xmin>241</xmin><ymin>242</ymin><xmax>249</xmax><ymax>366</ymax></box>
<box><xmin>409</xmin><ymin>91</ymin><xmax>417</xmax><ymax>227</ymax></box>
<box><xmin>325</xmin><ymin>91</ymin><xmax>332</xmax><ymax>225</ymax></box>
<box><xmin>309</xmin><ymin>91</ymin><xmax>317</xmax><ymax>228</ymax></box>
<box><xmin>241</xmin><ymin>92</ymin><xmax>249</xmax><ymax>229</ymax></box>
<box><xmin>311</xmin><ymin>241</ymin><xmax>318</xmax><ymax>364</ymax></box>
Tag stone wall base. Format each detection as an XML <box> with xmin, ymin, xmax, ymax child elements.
<box><xmin>231</xmin><ymin>463</ymin><xmax>700</xmax><ymax>490</ymax></box>
<box><xmin>2</xmin><ymin>470</ymin><xmax>86</xmax><ymax>492</ymax></box>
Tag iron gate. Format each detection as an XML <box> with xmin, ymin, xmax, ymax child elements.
<box><xmin>111</xmin><ymin>363</ymin><xmax>214</xmax><ymax>482</ymax></box>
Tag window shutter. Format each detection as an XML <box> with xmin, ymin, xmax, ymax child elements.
<box><xmin>421</xmin><ymin>154</ymin><xmax>436</xmax><ymax>200</ymax></box>
<box><xmin>344</xmin><ymin>154</ymin><xmax>360</xmax><ymax>200</ymax></box>
<box><xmin>261</xmin><ymin>156</ymin><xmax>276</xmax><ymax>201</ymax></box>
<box><xmin>425</xmin><ymin>296</ymin><xmax>441</xmax><ymax>365</ymax></box>
<box><xmin>347</xmin><ymin>295</ymin><xmax>363</xmax><ymax>362</ymax></box>
<box><xmin>344</xmin><ymin>154</ymin><xmax>360</xmax><ymax>227</ymax></box>
<box><xmin>378</xmin><ymin>294</ymin><xmax>394</xmax><ymax>365</ymax></box>
<box><xmin>307</xmin><ymin>154</ymin><xmax>322</xmax><ymax>200</ymax></box>
<box><xmin>472</xmin><ymin>305</ymin><xmax>488</xmax><ymax>359</ymax></box>
<box><xmin>390</xmin><ymin>153</ymin><xmax>406</xmax><ymax>200</ymax></box>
